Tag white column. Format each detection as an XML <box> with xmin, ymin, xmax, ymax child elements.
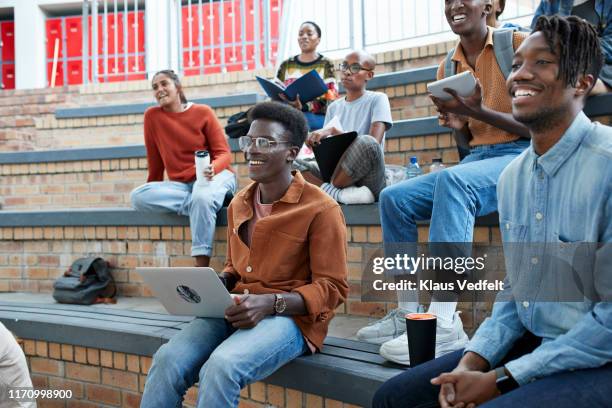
<box><xmin>145</xmin><ymin>0</ymin><xmax>180</xmax><ymax>78</ymax></box>
<box><xmin>14</xmin><ymin>2</ymin><xmax>46</xmax><ymax>89</ymax></box>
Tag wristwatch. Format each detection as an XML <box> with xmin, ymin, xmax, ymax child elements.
<box><xmin>495</xmin><ymin>366</ymin><xmax>519</xmax><ymax>394</ymax></box>
<box><xmin>273</xmin><ymin>294</ymin><xmax>287</xmax><ymax>315</ymax></box>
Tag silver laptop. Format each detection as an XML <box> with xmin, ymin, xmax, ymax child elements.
<box><xmin>136</xmin><ymin>267</ymin><xmax>234</xmax><ymax>318</ymax></box>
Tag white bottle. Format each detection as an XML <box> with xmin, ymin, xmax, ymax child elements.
<box><xmin>195</xmin><ymin>150</ymin><xmax>210</xmax><ymax>185</ymax></box>
<box><xmin>429</xmin><ymin>158</ymin><xmax>446</xmax><ymax>173</ymax></box>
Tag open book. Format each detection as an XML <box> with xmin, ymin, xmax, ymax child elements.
<box><xmin>256</xmin><ymin>69</ymin><xmax>328</xmax><ymax>105</ymax></box>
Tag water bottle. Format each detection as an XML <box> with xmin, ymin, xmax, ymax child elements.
<box><xmin>195</xmin><ymin>150</ymin><xmax>210</xmax><ymax>185</ymax></box>
<box><xmin>429</xmin><ymin>158</ymin><xmax>446</xmax><ymax>173</ymax></box>
<box><xmin>405</xmin><ymin>156</ymin><xmax>423</xmax><ymax>179</ymax></box>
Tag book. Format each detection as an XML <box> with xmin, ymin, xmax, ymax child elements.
<box><xmin>256</xmin><ymin>69</ymin><xmax>329</xmax><ymax>105</ymax></box>
<box><xmin>312</xmin><ymin>131</ymin><xmax>358</xmax><ymax>182</ymax></box>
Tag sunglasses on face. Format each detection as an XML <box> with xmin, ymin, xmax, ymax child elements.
<box><xmin>338</xmin><ymin>62</ymin><xmax>374</xmax><ymax>74</ymax></box>
<box><xmin>238</xmin><ymin>136</ymin><xmax>291</xmax><ymax>153</ymax></box>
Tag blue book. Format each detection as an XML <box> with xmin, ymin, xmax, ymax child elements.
<box><xmin>256</xmin><ymin>69</ymin><xmax>329</xmax><ymax>104</ymax></box>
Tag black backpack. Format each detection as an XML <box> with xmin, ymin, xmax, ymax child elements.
<box><xmin>224</xmin><ymin>109</ymin><xmax>251</xmax><ymax>139</ymax></box>
<box><xmin>52</xmin><ymin>257</ymin><xmax>116</xmax><ymax>305</ymax></box>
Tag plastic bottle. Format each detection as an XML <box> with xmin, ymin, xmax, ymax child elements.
<box><xmin>429</xmin><ymin>158</ymin><xmax>446</xmax><ymax>173</ymax></box>
<box><xmin>405</xmin><ymin>156</ymin><xmax>423</xmax><ymax>179</ymax></box>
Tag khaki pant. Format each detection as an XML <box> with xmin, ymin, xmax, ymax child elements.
<box><xmin>0</xmin><ymin>323</ymin><xmax>35</xmax><ymax>408</ymax></box>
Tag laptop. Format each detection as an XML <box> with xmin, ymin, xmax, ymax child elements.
<box><xmin>135</xmin><ymin>267</ymin><xmax>234</xmax><ymax>318</ymax></box>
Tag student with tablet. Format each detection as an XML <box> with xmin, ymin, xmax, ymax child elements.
<box><xmin>297</xmin><ymin>50</ymin><xmax>392</xmax><ymax>204</ymax></box>
<box><xmin>361</xmin><ymin>0</ymin><xmax>532</xmax><ymax>365</ymax></box>
<box><xmin>140</xmin><ymin>102</ymin><xmax>349</xmax><ymax>408</ymax></box>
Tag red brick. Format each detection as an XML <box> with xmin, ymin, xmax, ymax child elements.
<box><xmin>86</xmin><ymin>384</ymin><xmax>121</xmax><ymax>406</ymax></box>
<box><xmin>250</xmin><ymin>382</ymin><xmax>266</xmax><ymax>402</ymax></box>
<box><xmin>35</xmin><ymin>341</ymin><xmax>48</xmax><ymax>357</ymax></box>
<box><xmin>61</xmin><ymin>344</ymin><xmax>73</xmax><ymax>362</ymax></box>
<box><xmin>74</xmin><ymin>346</ymin><xmax>87</xmax><ymax>364</ymax></box>
<box><xmin>122</xmin><ymin>392</ymin><xmax>142</xmax><ymax>408</ymax></box>
<box><xmin>48</xmin><ymin>377</ymin><xmax>84</xmax><ymax>399</ymax></box>
<box><xmin>286</xmin><ymin>389</ymin><xmax>303</xmax><ymax>408</ymax></box>
<box><xmin>48</xmin><ymin>343</ymin><xmax>61</xmax><ymax>360</ymax></box>
<box><xmin>347</xmin><ymin>300</ymin><xmax>387</xmax><ymax>317</ymax></box>
<box><xmin>267</xmin><ymin>384</ymin><xmax>285</xmax><ymax>406</ymax></box>
<box><xmin>126</xmin><ymin>355</ymin><xmax>139</xmax><ymax>373</ymax></box>
<box><xmin>65</xmin><ymin>362</ymin><xmax>100</xmax><ymax>383</ymax></box>
<box><xmin>305</xmin><ymin>393</ymin><xmax>323</xmax><ymax>408</ymax></box>
<box><xmin>140</xmin><ymin>356</ymin><xmax>152</xmax><ymax>374</ymax></box>
<box><xmin>101</xmin><ymin>368</ymin><xmax>139</xmax><ymax>391</ymax></box>
<box><xmin>30</xmin><ymin>357</ymin><xmax>63</xmax><ymax>377</ymax></box>
<box><xmin>113</xmin><ymin>352</ymin><xmax>126</xmax><ymax>370</ymax></box>
<box><xmin>100</xmin><ymin>350</ymin><xmax>113</xmax><ymax>368</ymax></box>
<box><xmin>31</xmin><ymin>374</ymin><xmax>48</xmax><ymax>388</ymax></box>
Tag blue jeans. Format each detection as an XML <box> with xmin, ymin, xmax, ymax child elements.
<box><xmin>140</xmin><ymin>316</ymin><xmax>307</xmax><ymax>408</ymax></box>
<box><xmin>372</xmin><ymin>341</ymin><xmax>612</xmax><ymax>408</ymax></box>
<box><xmin>379</xmin><ymin>141</ymin><xmax>529</xmax><ymax>244</ymax></box>
<box><xmin>130</xmin><ymin>169</ymin><xmax>236</xmax><ymax>257</ymax></box>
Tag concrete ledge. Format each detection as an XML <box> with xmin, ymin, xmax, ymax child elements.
<box><xmin>55</xmin><ymin>94</ymin><xmax>266</xmax><ymax>119</ymax></box>
<box><xmin>0</xmin><ymin>206</ymin><xmax>500</xmax><ymax>228</ymax></box>
<box><xmin>0</xmin><ymin>301</ymin><xmax>403</xmax><ymax>406</ymax></box>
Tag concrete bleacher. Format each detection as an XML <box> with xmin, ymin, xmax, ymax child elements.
<box><xmin>0</xmin><ymin>301</ymin><xmax>404</xmax><ymax>408</ymax></box>
<box><xmin>1</xmin><ymin>37</ymin><xmax>612</xmax><ymax>407</ymax></box>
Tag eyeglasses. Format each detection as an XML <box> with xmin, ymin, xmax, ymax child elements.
<box><xmin>338</xmin><ymin>62</ymin><xmax>374</xmax><ymax>74</ymax></box>
<box><xmin>238</xmin><ymin>136</ymin><xmax>291</xmax><ymax>153</ymax></box>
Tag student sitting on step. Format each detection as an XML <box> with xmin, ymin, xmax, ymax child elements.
<box><xmin>0</xmin><ymin>322</ymin><xmax>36</xmax><ymax>408</ymax></box>
<box><xmin>140</xmin><ymin>101</ymin><xmax>349</xmax><ymax>408</ymax></box>
<box><xmin>130</xmin><ymin>69</ymin><xmax>236</xmax><ymax>268</ymax></box>
<box><xmin>296</xmin><ymin>50</ymin><xmax>392</xmax><ymax>204</ymax></box>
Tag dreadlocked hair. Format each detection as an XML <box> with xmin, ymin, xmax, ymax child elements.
<box><xmin>153</xmin><ymin>69</ymin><xmax>188</xmax><ymax>104</ymax></box>
<box><xmin>533</xmin><ymin>15</ymin><xmax>603</xmax><ymax>88</ymax></box>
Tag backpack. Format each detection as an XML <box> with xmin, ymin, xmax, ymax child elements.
<box><xmin>224</xmin><ymin>109</ymin><xmax>251</xmax><ymax>139</ymax></box>
<box><xmin>52</xmin><ymin>257</ymin><xmax>116</xmax><ymax>305</ymax></box>
<box><xmin>443</xmin><ymin>28</ymin><xmax>521</xmax><ymax>159</ymax></box>
<box><xmin>443</xmin><ymin>28</ymin><xmax>519</xmax><ymax>80</ymax></box>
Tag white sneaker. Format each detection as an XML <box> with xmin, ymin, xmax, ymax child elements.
<box><xmin>356</xmin><ymin>308</ymin><xmax>409</xmax><ymax>344</ymax></box>
<box><xmin>379</xmin><ymin>312</ymin><xmax>469</xmax><ymax>365</ymax></box>
<box><xmin>337</xmin><ymin>185</ymin><xmax>375</xmax><ymax>204</ymax></box>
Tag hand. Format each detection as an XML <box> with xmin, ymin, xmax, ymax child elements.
<box><xmin>429</xmin><ymin>78</ymin><xmax>484</xmax><ymax>118</ymax></box>
<box><xmin>432</xmin><ymin>369</ymin><xmax>499</xmax><ymax>408</ymax></box>
<box><xmin>224</xmin><ymin>294</ymin><xmax>275</xmax><ymax>329</ymax></box>
<box><xmin>439</xmin><ymin>112</ymin><xmax>468</xmax><ymax>130</ymax></box>
<box><xmin>306</xmin><ymin>126</ymin><xmax>342</xmax><ymax>147</ymax></box>
<box><xmin>203</xmin><ymin>164</ymin><xmax>215</xmax><ymax>181</ymax></box>
<box><xmin>278</xmin><ymin>92</ymin><xmax>303</xmax><ymax>111</ymax></box>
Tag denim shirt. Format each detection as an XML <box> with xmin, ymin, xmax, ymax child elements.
<box><xmin>531</xmin><ymin>0</ymin><xmax>612</xmax><ymax>65</ymax></box>
<box><xmin>465</xmin><ymin>112</ymin><xmax>612</xmax><ymax>385</ymax></box>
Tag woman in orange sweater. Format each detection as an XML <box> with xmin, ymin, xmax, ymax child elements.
<box><xmin>130</xmin><ymin>70</ymin><xmax>236</xmax><ymax>267</ymax></box>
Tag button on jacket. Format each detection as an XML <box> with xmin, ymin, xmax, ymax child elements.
<box><xmin>223</xmin><ymin>171</ymin><xmax>349</xmax><ymax>351</ymax></box>
<box><xmin>465</xmin><ymin>112</ymin><xmax>612</xmax><ymax>385</ymax></box>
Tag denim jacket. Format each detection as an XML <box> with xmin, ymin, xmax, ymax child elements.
<box><xmin>531</xmin><ymin>0</ymin><xmax>612</xmax><ymax>65</ymax></box>
<box><xmin>465</xmin><ymin>112</ymin><xmax>612</xmax><ymax>385</ymax></box>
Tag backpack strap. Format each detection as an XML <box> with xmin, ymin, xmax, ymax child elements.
<box><xmin>492</xmin><ymin>28</ymin><xmax>517</xmax><ymax>80</ymax></box>
<box><xmin>443</xmin><ymin>48</ymin><xmax>456</xmax><ymax>78</ymax></box>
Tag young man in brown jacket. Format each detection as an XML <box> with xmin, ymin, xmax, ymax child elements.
<box><xmin>140</xmin><ymin>101</ymin><xmax>349</xmax><ymax>408</ymax></box>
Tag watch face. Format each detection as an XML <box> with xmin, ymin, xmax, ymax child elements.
<box><xmin>275</xmin><ymin>295</ymin><xmax>287</xmax><ymax>313</ymax></box>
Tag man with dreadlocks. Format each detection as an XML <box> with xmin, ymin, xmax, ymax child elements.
<box><xmin>373</xmin><ymin>15</ymin><xmax>611</xmax><ymax>408</ymax></box>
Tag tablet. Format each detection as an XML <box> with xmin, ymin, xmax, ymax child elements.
<box><xmin>136</xmin><ymin>267</ymin><xmax>235</xmax><ymax>318</ymax></box>
<box><xmin>427</xmin><ymin>71</ymin><xmax>477</xmax><ymax>100</ymax></box>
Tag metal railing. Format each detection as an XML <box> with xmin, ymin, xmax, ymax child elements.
<box><xmin>278</xmin><ymin>0</ymin><xmax>537</xmax><ymax>61</ymax></box>
<box><xmin>89</xmin><ymin>0</ymin><xmax>147</xmax><ymax>83</ymax></box>
<box><xmin>178</xmin><ymin>0</ymin><xmax>283</xmax><ymax>75</ymax></box>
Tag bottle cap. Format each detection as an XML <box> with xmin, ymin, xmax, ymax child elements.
<box><xmin>195</xmin><ymin>150</ymin><xmax>209</xmax><ymax>157</ymax></box>
<box><xmin>410</xmin><ymin>156</ymin><xmax>418</xmax><ymax>164</ymax></box>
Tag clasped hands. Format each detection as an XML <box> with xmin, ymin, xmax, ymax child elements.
<box><xmin>431</xmin><ymin>360</ymin><xmax>500</xmax><ymax>408</ymax></box>
<box><xmin>429</xmin><ymin>78</ymin><xmax>485</xmax><ymax>131</ymax></box>
<box><xmin>224</xmin><ymin>294</ymin><xmax>275</xmax><ymax>329</ymax></box>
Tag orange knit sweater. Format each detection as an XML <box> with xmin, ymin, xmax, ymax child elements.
<box><xmin>143</xmin><ymin>104</ymin><xmax>232</xmax><ymax>182</ymax></box>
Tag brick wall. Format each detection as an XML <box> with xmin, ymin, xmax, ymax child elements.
<box><xmin>0</xmin><ymin>222</ymin><xmax>499</xmax><ymax>332</ymax></box>
<box><xmin>18</xmin><ymin>338</ymin><xmax>354</xmax><ymax>408</ymax></box>
<box><xmin>0</xmin><ymin>134</ymin><xmax>459</xmax><ymax>211</ymax></box>
<box><xmin>0</xmin><ymin>41</ymin><xmax>455</xmax><ymax>152</ymax></box>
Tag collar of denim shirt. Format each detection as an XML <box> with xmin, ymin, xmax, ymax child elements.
<box><xmin>525</xmin><ymin>111</ymin><xmax>593</xmax><ymax>177</ymax></box>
